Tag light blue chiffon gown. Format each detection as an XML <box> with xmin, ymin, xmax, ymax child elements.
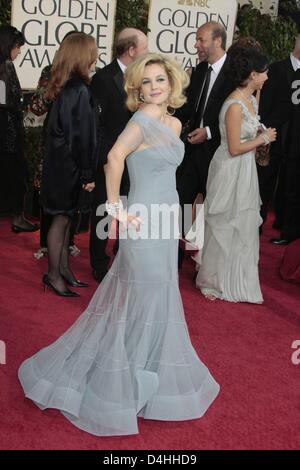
<box><xmin>18</xmin><ymin>111</ymin><xmax>220</xmax><ymax>436</ymax></box>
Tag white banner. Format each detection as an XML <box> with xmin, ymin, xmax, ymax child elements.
<box><xmin>238</xmin><ymin>0</ymin><xmax>279</xmax><ymax>17</ymax></box>
<box><xmin>148</xmin><ymin>0</ymin><xmax>238</xmax><ymax>70</ymax></box>
<box><xmin>11</xmin><ymin>0</ymin><xmax>117</xmax><ymax>89</ymax></box>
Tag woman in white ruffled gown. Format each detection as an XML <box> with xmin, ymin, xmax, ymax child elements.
<box><xmin>18</xmin><ymin>53</ymin><xmax>220</xmax><ymax>436</ymax></box>
<box><xmin>195</xmin><ymin>47</ymin><xmax>277</xmax><ymax>303</ymax></box>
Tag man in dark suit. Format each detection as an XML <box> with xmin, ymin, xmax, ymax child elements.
<box><xmin>258</xmin><ymin>36</ymin><xmax>299</xmax><ymax>236</ymax></box>
<box><xmin>177</xmin><ymin>22</ymin><xmax>234</xmax><ymax>263</ymax></box>
<box><xmin>90</xmin><ymin>28</ymin><xmax>148</xmax><ymax>282</ymax></box>
<box><xmin>279</xmin><ymin>67</ymin><xmax>300</xmax><ymax>244</ymax></box>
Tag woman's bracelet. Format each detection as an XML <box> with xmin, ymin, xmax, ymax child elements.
<box><xmin>260</xmin><ymin>132</ymin><xmax>270</xmax><ymax>146</ymax></box>
<box><xmin>105</xmin><ymin>199</ymin><xmax>124</xmax><ymax>218</ymax></box>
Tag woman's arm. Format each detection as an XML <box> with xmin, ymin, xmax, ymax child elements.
<box><xmin>105</xmin><ymin>139</ymin><xmax>142</xmax><ymax>229</ymax></box>
<box><xmin>62</xmin><ymin>83</ymin><xmax>97</xmax><ymax>185</ymax></box>
<box><xmin>225</xmin><ymin>103</ymin><xmax>276</xmax><ymax>157</ymax></box>
<box><xmin>104</xmin><ymin>116</ymin><xmax>145</xmax><ymax>228</ymax></box>
<box><xmin>105</xmin><ymin>107</ymin><xmax>153</xmax><ymax>202</ymax></box>
<box><xmin>105</xmin><ymin>141</ymin><xmax>128</xmax><ymax>203</ymax></box>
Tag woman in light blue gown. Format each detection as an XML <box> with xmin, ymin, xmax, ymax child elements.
<box><xmin>195</xmin><ymin>47</ymin><xmax>277</xmax><ymax>303</ymax></box>
<box><xmin>18</xmin><ymin>53</ymin><xmax>220</xmax><ymax>436</ymax></box>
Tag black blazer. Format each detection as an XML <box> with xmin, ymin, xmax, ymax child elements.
<box><xmin>178</xmin><ymin>57</ymin><xmax>234</xmax><ymax>158</ymax></box>
<box><xmin>41</xmin><ymin>75</ymin><xmax>99</xmax><ymax>214</ymax></box>
<box><xmin>286</xmin><ymin>68</ymin><xmax>300</xmax><ymax>158</ymax></box>
<box><xmin>259</xmin><ymin>56</ymin><xmax>296</xmax><ymax>152</ymax></box>
<box><xmin>259</xmin><ymin>57</ymin><xmax>295</xmax><ymax>129</ymax></box>
<box><xmin>91</xmin><ymin>59</ymin><xmax>132</xmax><ymax>167</ymax></box>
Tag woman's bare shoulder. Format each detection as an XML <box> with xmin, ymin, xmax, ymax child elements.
<box><xmin>167</xmin><ymin>115</ymin><xmax>182</xmax><ymax>136</ymax></box>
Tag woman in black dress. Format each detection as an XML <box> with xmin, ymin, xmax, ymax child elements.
<box><xmin>41</xmin><ymin>32</ymin><xmax>99</xmax><ymax>297</ymax></box>
<box><xmin>0</xmin><ymin>25</ymin><xmax>39</xmax><ymax>232</ymax></box>
<box><xmin>30</xmin><ymin>30</ymin><xmax>82</xmax><ymax>260</ymax></box>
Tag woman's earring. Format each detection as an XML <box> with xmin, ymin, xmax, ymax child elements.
<box><xmin>167</xmin><ymin>106</ymin><xmax>175</xmax><ymax>116</ymax></box>
<box><xmin>139</xmin><ymin>93</ymin><xmax>145</xmax><ymax>102</ymax></box>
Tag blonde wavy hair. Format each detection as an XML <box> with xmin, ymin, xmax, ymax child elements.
<box><xmin>125</xmin><ymin>53</ymin><xmax>190</xmax><ymax>112</ymax></box>
<box><xmin>45</xmin><ymin>32</ymin><xmax>98</xmax><ymax>101</ymax></box>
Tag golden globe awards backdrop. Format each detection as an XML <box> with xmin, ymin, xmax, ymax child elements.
<box><xmin>11</xmin><ymin>0</ymin><xmax>117</xmax><ymax>89</ymax></box>
<box><xmin>147</xmin><ymin>0</ymin><xmax>238</xmax><ymax>69</ymax></box>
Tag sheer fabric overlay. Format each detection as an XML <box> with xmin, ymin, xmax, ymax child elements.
<box><xmin>19</xmin><ymin>111</ymin><xmax>220</xmax><ymax>436</ymax></box>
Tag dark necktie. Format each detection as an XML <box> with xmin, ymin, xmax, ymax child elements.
<box><xmin>195</xmin><ymin>65</ymin><xmax>213</xmax><ymax>127</ymax></box>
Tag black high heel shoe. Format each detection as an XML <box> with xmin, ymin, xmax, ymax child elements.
<box><xmin>12</xmin><ymin>223</ymin><xmax>39</xmax><ymax>233</ymax></box>
<box><xmin>61</xmin><ymin>273</ymin><xmax>89</xmax><ymax>288</ymax></box>
<box><xmin>42</xmin><ymin>274</ymin><xmax>80</xmax><ymax>297</ymax></box>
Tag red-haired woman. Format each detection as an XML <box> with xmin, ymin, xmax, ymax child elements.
<box><xmin>41</xmin><ymin>32</ymin><xmax>99</xmax><ymax>297</ymax></box>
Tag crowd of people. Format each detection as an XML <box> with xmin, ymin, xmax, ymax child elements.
<box><xmin>0</xmin><ymin>21</ymin><xmax>299</xmax><ymax>436</ymax></box>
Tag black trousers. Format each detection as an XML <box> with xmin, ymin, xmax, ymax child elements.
<box><xmin>281</xmin><ymin>152</ymin><xmax>300</xmax><ymax>241</ymax></box>
<box><xmin>176</xmin><ymin>144</ymin><xmax>212</xmax><ymax>236</ymax></box>
<box><xmin>89</xmin><ymin>166</ymin><xmax>129</xmax><ymax>272</ymax></box>
<box><xmin>256</xmin><ymin>146</ymin><xmax>285</xmax><ymax>226</ymax></box>
<box><xmin>0</xmin><ymin>151</ymin><xmax>27</xmax><ymax>215</ymax></box>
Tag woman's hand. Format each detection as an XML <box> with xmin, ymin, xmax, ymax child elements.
<box><xmin>82</xmin><ymin>182</ymin><xmax>95</xmax><ymax>192</ymax></box>
<box><xmin>118</xmin><ymin>211</ymin><xmax>142</xmax><ymax>232</ymax></box>
<box><xmin>105</xmin><ymin>200</ymin><xmax>142</xmax><ymax>232</ymax></box>
<box><xmin>265</xmin><ymin>128</ymin><xmax>277</xmax><ymax>143</ymax></box>
<box><xmin>107</xmin><ymin>213</ymin><xmax>142</xmax><ymax>240</ymax></box>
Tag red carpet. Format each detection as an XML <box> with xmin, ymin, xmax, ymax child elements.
<box><xmin>0</xmin><ymin>215</ymin><xmax>300</xmax><ymax>450</ymax></box>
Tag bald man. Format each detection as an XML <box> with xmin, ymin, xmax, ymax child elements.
<box><xmin>90</xmin><ymin>28</ymin><xmax>148</xmax><ymax>282</ymax></box>
<box><xmin>176</xmin><ymin>22</ymin><xmax>234</xmax><ymax>267</ymax></box>
<box><xmin>177</xmin><ymin>22</ymin><xmax>234</xmax><ymax>193</ymax></box>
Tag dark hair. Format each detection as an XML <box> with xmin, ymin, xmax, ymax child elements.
<box><xmin>227</xmin><ymin>36</ymin><xmax>262</xmax><ymax>54</ymax></box>
<box><xmin>0</xmin><ymin>25</ymin><xmax>25</xmax><ymax>62</ymax></box>
<box><xmin>226</xmin><ymin>46</ymin><xmax>268</xmax><ymax>88</ymax></box>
